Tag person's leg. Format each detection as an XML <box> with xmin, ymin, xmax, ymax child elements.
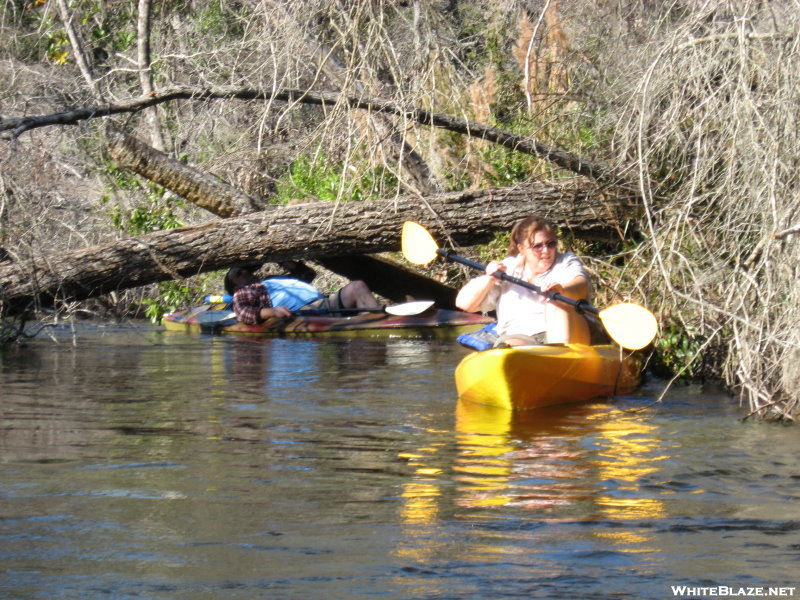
<box><xmin>495</xmin><ymin>332</ymin><xmax>547</xmax><ymax>347</ymax></box>
<box><xmin>337</xmin><ymin>280</ymin><xmax>380</xmax><ymax>309</ymax></box>
<box><xmin>545</xmin><ymin>303</ymin><xmax>590</xmax><ymax>345</ymax></box>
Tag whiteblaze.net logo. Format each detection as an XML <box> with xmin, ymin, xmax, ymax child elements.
<box><xmin>671</xmin><ymin>586</ymin><xmax>796</xmax><ymax>598</ymax></box>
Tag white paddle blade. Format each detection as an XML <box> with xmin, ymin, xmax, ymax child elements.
<box><xmin>384</xmin><ymin>300</ymin><xmax>435</xmax><ymax>316</ymax></box>
<box><xmin>598</xmin><ymin>302</ymin><xmax>658</xmax><ymax>350</ymax></box>
<box><xmin>401</xmin><ymin>221</ymin><xmax>439</xmax><ymax>265</ymax></box>
<box><xmin>195</xmin><ymin>310</ymin><xmax>238</xmax><ymax>326</ymax></box>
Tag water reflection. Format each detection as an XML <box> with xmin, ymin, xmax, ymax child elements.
<box><xmin>586</xmin><ymin>413</ymin><xmax>670</xmax><ymax>521</ymax></box>
<box><xmin>395</xmin><ymin>397</ymin><xmax>672</xmax><ymax>575</ymax></box>
<box><xmin>452</xmin><ymin>400</ymin><xmax>597</xmax><ymax>511</ymax></box>
<box><xmin>208</xmin><ymin>335</ymin><xmax>392</xmax><ymax>394</ymax></box>
<box><xmin>4</xmin><ymin>328</ymin><xmax>798</xmax><ymax>599</ymax></box>
<box><xmin>449</xmin><ymin>401</ymin><xmax>668</xmax><ymax>519</ymax></box>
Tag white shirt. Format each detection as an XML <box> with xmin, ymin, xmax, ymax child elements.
<box><xmin>480</xmin><ymin>252</ymin><xmax>591</xmax><ymax>337</ymax></box>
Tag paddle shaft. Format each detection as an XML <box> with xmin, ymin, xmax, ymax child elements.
<box><xmin>293</xmin><ymin>300</ymin><xmax>434</xmax><ymax>316</ymax></box>
<box><xmin>293</xmin><ymin>307</ymin><xmax>387</xmax><ymax>316</ymax></box>
<box><xmin>438</xmin><ymin>249</ymin><xmax>599</xmax><ymax>317</ymax></box>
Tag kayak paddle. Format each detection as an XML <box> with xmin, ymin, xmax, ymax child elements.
<box><xmin>194</xmin><ymin>310</ymin><xmax>238</xmax><ymax>326</ymax></box>
<box><xmin>294</xmin><ymin>300</ymin><xmax>435</xmax><ymax>316</ymax></box>
<box><xmin>400</xmin><ymin>220</ymin><xmax>658</xmax><ymax>351</ymax></box>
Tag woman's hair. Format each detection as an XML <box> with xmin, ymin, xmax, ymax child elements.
<box><xmin>507</xmin><ymin>216</ymin><xmax>556</xmax><ymax>256</ymax></box>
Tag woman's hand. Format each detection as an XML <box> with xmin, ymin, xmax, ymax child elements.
<box><xmin>540</xmin><ymin>282</ymin><xmax>565</xmax><ymax>298</ymax></box>
<box><xmin>485</xmin><ymin>261</ymin><xmax>506</xmax><ymax>277</ymax></box>
<box><xmin>541</xmin><ymin>275</ymin><xmax>589</xmax><ymax>301</ymax></box>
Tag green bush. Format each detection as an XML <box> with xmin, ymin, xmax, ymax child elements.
<box><xmin>140</xmin><ymin>279</ymin><xmax>211</xmax><ymax>325</ymax></box>
<box><xmin>653</xmin><ymin>323</ymin><xmax>704</xmax><ymax>380</ymax></box>
<box><xmin>273</xmin><ymin>154</ymin><xmax>398</xmax><ymax>204</ymax></box>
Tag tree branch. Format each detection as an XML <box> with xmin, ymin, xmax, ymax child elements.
<box><xmin>773</xmin><ymin>223</ymin><xmax>800</xmax><ymax>240</ymax></box>
<box><xmin>136</xmin><ymin>0</ymin><xmax>164</xmax><ymax>150</ymax></box>
<box><xmin>1</xmin><ymin>85</ymin><xmax>626</xmax><ymax>187</ymax></box>
<box><xmin>55</xmin><ymin>0</ymin><xmax>100</xmax><ymax>99</ymax></box>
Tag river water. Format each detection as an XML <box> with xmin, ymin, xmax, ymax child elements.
<box><xmin>1</xmin><ymin>323</ymin><xmax>798</xmax><ymax>599</ymax></box>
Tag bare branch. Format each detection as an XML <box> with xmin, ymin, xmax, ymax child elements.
<box><xmin>55</xmin><ymin>0</ymin><xmax>100</xmax><ymax>99</ymax></box>
<box><xmin>0</xmin><ymin>86</ymin><xmax>626</xmax><ymax>186</ymax></box>
<box><xmin>773</xmin><ymin>223</ymin><xmax>800</xmax><ymax>240</ymax></box>
<box><xmin>136</xmin><ymin>0</ymin><xmax>164</xmax><ymax>150</ymax></box>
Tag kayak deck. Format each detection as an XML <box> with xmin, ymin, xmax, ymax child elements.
<box><xmin>454</xmin><ymin>343</ymin><xmax>642</xmax><ymax>410</ymax></box>
<box><xmin>163</xmin><ymin>304</ymin><xmax>492</xmax><ymax>339</ymax></box>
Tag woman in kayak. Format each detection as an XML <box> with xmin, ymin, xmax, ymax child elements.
<box><xmin>224</xmin><ymin>266</ymin><xmax>379</xmax><ymax>325</ymax></box>
<box><xmin>455</xmin><ymin>216</ymin><xmax>592</xmax><ymax>346</ymax></box>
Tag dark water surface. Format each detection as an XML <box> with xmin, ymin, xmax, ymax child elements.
<box><xmin>1</xmin><ymin>323</ymin><xmax>798</xmax><ymax>599</ymax></box>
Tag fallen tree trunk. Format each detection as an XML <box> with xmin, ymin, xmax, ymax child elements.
<box><xmin>0</xmin><ymin>182</ymin><xmax>636</xmax><ymax>315</ymax></box>
<box><xmin>107</xmin><ymin>126</ymin><xmax>456</xmax><ymax>304</ymax></box>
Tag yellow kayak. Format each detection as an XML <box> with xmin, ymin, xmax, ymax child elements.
<box><xmin>454</xmin><ymin>344</ymin><xmax>642</xmax><ymax>410</ymax></box>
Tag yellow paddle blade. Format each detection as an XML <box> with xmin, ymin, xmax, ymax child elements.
<box><xmin>598</xmin><ymin>302</ymin><xmax>658</xmax><ymax>351</ymax></box>
<box><xmin>402</xmin><ymin>221</ymin><xmax>440</xmax><ymax>265</ymax></box>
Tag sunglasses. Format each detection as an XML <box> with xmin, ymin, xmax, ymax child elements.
<box><xmin>529</xmin><ymin>240</ymin><xmax>558</xmax><ymax>252</ymax></box>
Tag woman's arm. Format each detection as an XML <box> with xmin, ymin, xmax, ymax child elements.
<box><xmin>541</xmin><ymin>274</ymin><xmax>589</xmax><ymax>301</ymax></box>
<box><xmin>455</xmin><ymin>261</ymin><xmax>505</xmax><ymax>313</ymax></box>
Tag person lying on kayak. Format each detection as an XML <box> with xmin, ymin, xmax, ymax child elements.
<box><xmin>455</xmin><ymin>216</ymin><xmax>592</xmax><ymax>347</ymax></box>
<box><xmin>224</xmin><ymin>266</ymin><xmax>380</xmax><ymax>325</ymax></box>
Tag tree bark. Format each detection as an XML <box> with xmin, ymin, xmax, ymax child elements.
<box><xmin>0</xmin><ymin>183</ymin><xmax>635</xmax><ymax>315</ymax></box>
<box><xmin>136</xmin><ymin>0</ymin><xmax>165</xmax><ymax>151</ymax></box>
<box><xmin>106</xmin><ymin>126</ymin><xmax>265</xmax><ymax>217</ymax></box>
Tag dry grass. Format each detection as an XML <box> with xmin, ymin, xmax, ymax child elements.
<box><xmin>585</xmin><ymin>1</ymin><xmax>800</xmax><ymax>420</ymax></box>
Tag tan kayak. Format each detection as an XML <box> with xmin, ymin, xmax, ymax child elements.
<box><xmin>163</xmin><ymin>303</ymin><xmax>492</xmax><ymax>339</ymax></box>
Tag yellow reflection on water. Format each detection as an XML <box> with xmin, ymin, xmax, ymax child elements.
<box><xmin>453</xmin><ymin>401</ymin><xmax>515</xmax><ymax>508</ymax></box>
<box><xmin>454</xmin><ymin>400</ymin><xmax>608</xmax><ymax>511</ymax></box>
<box><xmin>398</xmin><ymin>437</ymin><xmax>446</xmax><ymax>527</ymax></box>
<box><xmin>587</xmin><ymin>413</ymin><xmax>669</xmax><ymax>521</ymax></box>
<box><xmin>400</xmin><ymin>480</ymin><xmax>441</xmax><ymax>525</ymax></box>
<box><xmin>583</xmin><ymin>411</ymin><xmax>670</xmax><ymax>551</ymax></box>
<box><xmin>209</xmin><ymin>339</ymin><xmax>230</xmax><ymax>404</ymax></box>
<box><xmin>396</xmin><ymin>398</ymin><xmax>673</xmax><ymax>577</ymax></box>
<box><xmin>395</xmin><ymin>445</ymin><xmax>444</xmax><ymax>573</ymax></box>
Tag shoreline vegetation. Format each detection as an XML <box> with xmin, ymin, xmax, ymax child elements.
<box><xmin>1</xmin><ymin>1</ymin><xmax>797</xmax><ymax>421</ymax></box>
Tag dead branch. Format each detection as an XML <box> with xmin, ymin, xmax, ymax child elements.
<box><xmin>0</xmin><ymin>86</ymin><xmax>626</xmax><ymax>187</ymax></box>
